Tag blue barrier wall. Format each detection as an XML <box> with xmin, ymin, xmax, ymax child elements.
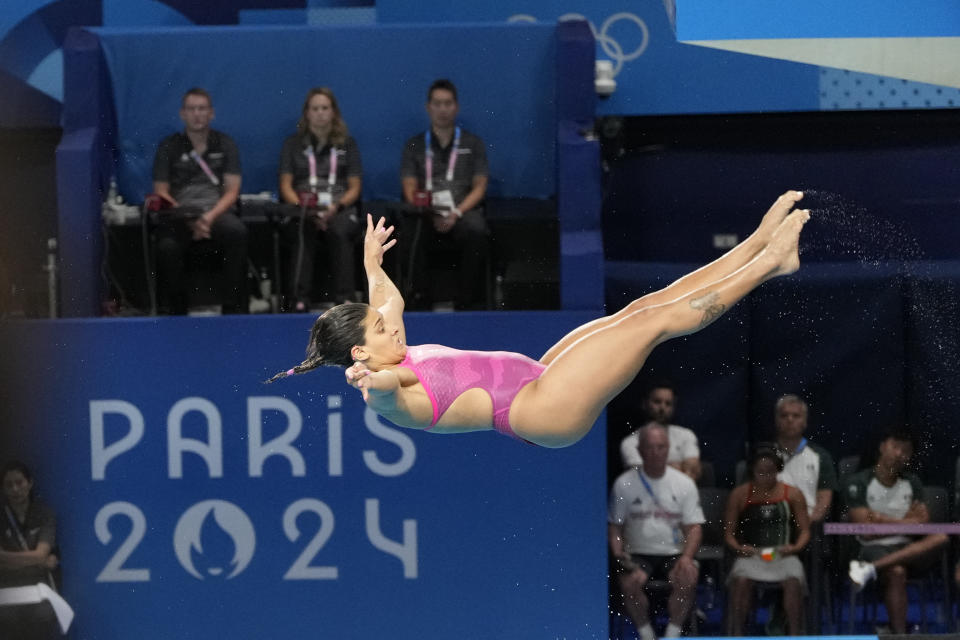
<box><xmin>0</xmin><ymin>311</ymin><xmax>608</xmax><ymax>639</ymax></box>
<box><xmin>86</xmin><ymin>23</ymin><xmax>557</xmax><ymax>202</ymax></box>
<box><xmin>57</xmin><ymin>21</ymin><xmax>607</xmax><ymax>319</ymax></box>
<box><xmin>556</xmin><ymin>19</ymin><xmax>604</xmax><ymax>311</ymax></box>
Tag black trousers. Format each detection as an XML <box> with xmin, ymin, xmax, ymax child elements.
<box><xmin>154</xmin><ymin>211</ymin><xmax>248</xmax><ymax>314</ymax></box>
<box><xmin>0</xmin><ymin>601</ymin><xmax>59</xmax><ymax>640</ymax></box>
<box><xmin>280</xmin><ymin>205</ymin><xmax>360</xmax><ymax>307</ymax></box>
<box><xmin>397</xmin><ymin>209</ymin><xmax>489</xmax><ymax>310</ymax></box>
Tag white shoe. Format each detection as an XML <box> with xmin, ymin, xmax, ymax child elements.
<box><xmin>849</xmin><ymin>560</ymin><xmax>877</xmax><ymax>591</ymax></box>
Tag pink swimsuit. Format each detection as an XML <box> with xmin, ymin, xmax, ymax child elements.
<box><xmin>398</xmin><ymin>344</ymin><xmax>545</xmax><ymax>441</ymax></box>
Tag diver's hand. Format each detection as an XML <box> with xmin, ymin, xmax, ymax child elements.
<box><xmin>363</xmin><ymin>214</ymin><xmax>397</xmax><ymax>267</ymax></box>
<box><xmin>345</xmin><ymin>361</ymin><xmax>372</xmax><ymax>400</ymax></box>
<box><xmin>345</xmin><ymin>362</ymin><xmax>400</xmax><ymax>401</ymax></box>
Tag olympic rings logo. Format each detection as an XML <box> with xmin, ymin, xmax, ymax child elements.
<box><xmin>507</xmin><ymin>12</ymin><xmax>650</xmax><ymax>77</ymax></box>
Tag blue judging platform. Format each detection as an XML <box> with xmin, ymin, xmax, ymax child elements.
<box><xmin>57</xmin><ymin>20</ymin><xmax>604</xmax><ymax>317</ymax></box>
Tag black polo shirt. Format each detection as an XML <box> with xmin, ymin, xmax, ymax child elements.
<box><xmin>0</xmin><ymin>499</ymin><xmax>56</xmax><ymax>588</ymax></box>
<box><xmin>400</xmin><ymin>127</ymin><xmax>488</xmax><ymax>207</ymax></box>
<box><xmin>278</xmin><ymin>133</ymin><xmax>363</xmax><ymax>199</ymax></box>
<box><xmin>153</xmin><ymin>129</ymin><xmax>241</xmax><ymax>211</ymax></box>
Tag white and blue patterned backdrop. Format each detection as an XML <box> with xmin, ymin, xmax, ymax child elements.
<box><xmin>820</xmin><ymin>68</ymin><xmax>960</xmax><ymax>110</ymax></box>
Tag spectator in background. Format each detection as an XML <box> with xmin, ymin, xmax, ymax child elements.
<box><xmin>609</xmin><ymin>424</ymin><xmax>703</xmax><ymax>640</ymax></box>
<box><xmin>278</xmin><ymin>87</ymin><xmax>363</xmax><ymax>311</ymax></box>
<box><xmin>620</xmin><ymin>382</ymin><xmax>701</xmax><ymax>482</ymax></box>
<box><xmin>399</xmin><ymin>79</ymin><xmax>489</xmax><ymax>310</ymax></box>
<box><xmin>724</xmin><ymin>446</ymin><xmax>810</xmax><ymax>636</ymax></box>
<box><xmin>845</xmin><ymin>427</ymin><xmax>949</xmax><ymax>635</ymax></box>
<box><xmin>152</xmin><ymin>87</ymin><xmax>247</xmax><ymax>314</ymax></box>
<box><xmin>773</xmin><ymin>394</ymin><xmax>837</xmax><ymax>521</ymax></box>
<box><xmin>0</xmin><ymin>460</ymin><xmax>59</xmax><ymax>639</ymax></box>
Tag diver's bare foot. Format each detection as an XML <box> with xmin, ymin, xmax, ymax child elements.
<box><xmin>763</xmin><ymin>209</ymin><xmax>809</xmax><ymax>277</ymax></box>
<box><xmin>756</xmin><ymin>190</ymin><xmax>804</xmax><ymax>245</ymax></box>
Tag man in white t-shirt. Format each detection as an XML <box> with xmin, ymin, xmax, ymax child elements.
<box><xmin>773</xmin><ymin>394</ymin><xmax>837</xmax><ymax>521</ymax></box>
<box><xmin>609</xmin><ymin>424</ymin><xmax>704</xmax><ymax>640</ymax></box>
<box><xmin>620</xmin><ymin>383</ymin><xmax>701</xmax><ymax>482</ymax></box>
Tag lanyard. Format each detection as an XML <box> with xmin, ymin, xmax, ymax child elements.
<box><xmin>189</xmin><ymin>150</ymin><xmax>220</xmax><ymax>186</ymax></box>
<box><xmin>4</xmin><ymin>503</ymin><xmax>57</xmax><ymax>589</ymax></box>
<box><xmin>783</xmin><ymin>437</ymin><xmax>807</xmax><ymax>460</ymax></box>
<box><xmin>637</xmin><ymin>470</ymin><xmax>666</xmax><ymax>511</ymax></box>
<box><xmin>424</xmin><ymin>126</ymin><xmax>460</xmax><ymax>192</ymax></box>
<box><xmin>4</xmin><ymin>505</ymin><xmax>29</xmax><ymax>550</ymax></box>
<box><xmin>305</xmin><ymin>145</ymin><xmax>337</xmax><ymax>190</ymax></box>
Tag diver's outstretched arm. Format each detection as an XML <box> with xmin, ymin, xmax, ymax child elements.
<box><xmin>363</xmin><ymin>214</ymin><xmax>406</xmax><ymax>339</ymax></box>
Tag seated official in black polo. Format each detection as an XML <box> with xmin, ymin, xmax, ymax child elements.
<box><xmin>399</xmin><ymin>78</ymin><xmax>489</xmax><ymax>311</ymax></box>
<box><xmin>277</xmin><ymin>87</ymin><xmax>363</xmax><ymax>311</ymax></box>
<box><xmin>152</xmin><ymin>87</ymin><xmax>247</xmax><ymax>314</ymax></box>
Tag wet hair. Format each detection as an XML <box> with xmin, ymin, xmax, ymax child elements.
<box><xmin>747</xmin><ymin>444</ymin><xmax>784</xmax><ymax>475</ymax></box>
<box><xmin>296</xmin><ymin>87</ymin><xmax>349</xmax><ymax>146</ymax></box>
<box><xmin>266</xmin><ymin>302</ymin><xmax>370</xmax><ymax>383</ymax></box>
<box><xmin>427</xmin><ymin>78</ymin><xmax>458</xmax><ymax>103</ymax></box>
<box><xmin>181</xmin><ymin>87</ymin><xmax>212</xmax><ymax>108</ymax></box>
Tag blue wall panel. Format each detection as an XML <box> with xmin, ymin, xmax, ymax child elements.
<box><xmin>0</xmin><ymin>311</ymin><xmax>608</xmax><ymax>639</ymax></box>
<box><xmin>56</xmin><ymin>127</ymin><xmax>104</xmax><ymax>317</ymax></box>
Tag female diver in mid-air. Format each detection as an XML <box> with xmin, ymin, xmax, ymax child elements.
<box><xmin>269</xmin><ymin>191</ymin><xmax>810</xmax><ymax>448</ymax></box>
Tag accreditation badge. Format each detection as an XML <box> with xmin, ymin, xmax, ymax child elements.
<box><xmin>430</xmin><ymin>189</ymin><xmax>454</xmax><ymax>212</ymax></box>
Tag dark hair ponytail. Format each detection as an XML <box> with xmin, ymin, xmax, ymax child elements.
<box><xmin>265</xmin><ymin>302</ymin><xmax>370</xmax><ymax>383</ymax></box>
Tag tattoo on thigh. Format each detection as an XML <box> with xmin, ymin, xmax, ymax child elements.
<box><xmin>689</xmin><ymin>291</ymin><xmax>727</xmax><ymax>328</ymax></box>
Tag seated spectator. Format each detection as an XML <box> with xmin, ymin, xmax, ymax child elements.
<box><xmin>152</xmin><ymin>87</ymin><xmax>247</xmax><ymax>314</ymax></box>
<box><xmin>609</xmin><ymin>424</ymin><xmax>703</xmax><ymax>640</ymax></box>
<box><xmin>278</xmin><ymin>87</ymin><xmax>363</xmax><ymax>311</ymax></box>
<box><xmin>773</xmin><ymin>394</ymin><xmax>837</xmax><ymax>522</ymax></box>
<box><xmin>399</xmin><ymin>78</ymin><xmax>489</xmax><ymax>310</ymax></box>
<box><xmin>724</xmin><ymin>446</ymin><xmax>810</xmax><ymax>635</ymax></box>
<box><xmin>620</xmin><ymin>382</ymin><xmax>701</xmax><ymax>482</ymax></box>
<box><xmin>845</xmin><ymin>427</ymin><xmax>949</xmax><ymax>634</ymax></box>
<box><xmin>0</xmin><ymin>460</ymin><xmax>59</xmax><ymax>639</ymax></box>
